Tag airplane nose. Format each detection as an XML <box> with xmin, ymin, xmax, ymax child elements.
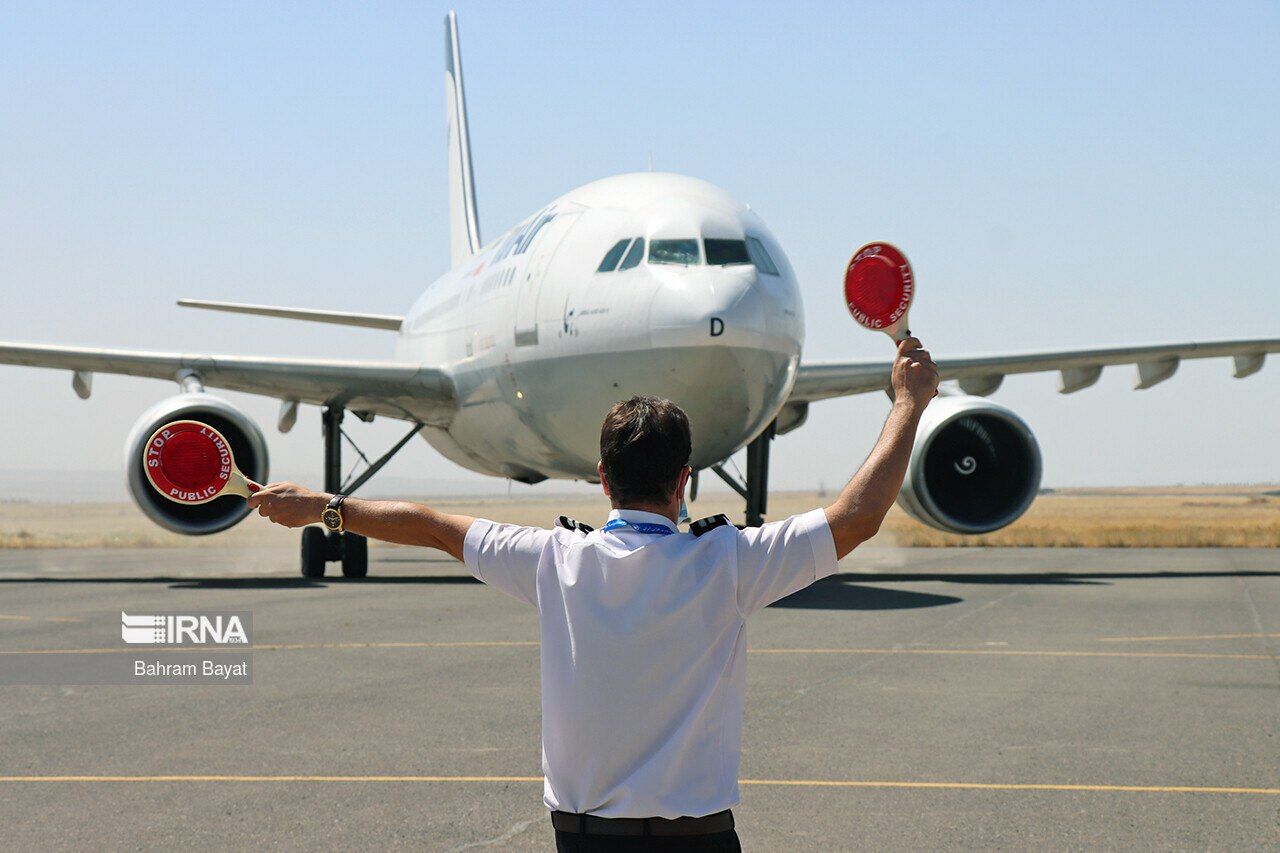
<box><xmin>644</xmin><ymin>266</ymin><xmax>800</xmax><ymax>467</ymax></box>
<box><xmin>648</xmin><ymin>266</ymin><xmax>770</xmax><ymax>350</ymax></box>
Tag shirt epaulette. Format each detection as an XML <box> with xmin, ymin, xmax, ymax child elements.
<box><xmin>555</xmin><ymin>516</ymin><xmax>595</xmax><ymax>534</ymax></box>
<box><xmin>689</xmin><ymin>514</ymin><xmax>731</xmax><ymax>537</ymax></box>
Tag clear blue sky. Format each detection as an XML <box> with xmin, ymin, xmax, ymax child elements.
<box><xmin>1</xmin><ymin>1</ymin><xmax>1277</xmax><ymax>496</ymax></box>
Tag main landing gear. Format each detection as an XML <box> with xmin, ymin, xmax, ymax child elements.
<box><xmin>710</xmin><ymin>420</ymin><xmax>775</xmax><ymax>527</ymax></box>
<box><xmin>300</xmin><ymin>526</ymin><xmax>367</xmax><ymax>580</ymax></box>
<box><xmin>300</xmin><ymin>405</ymin><xmax>422</xmax><ymax>579</ymax></box>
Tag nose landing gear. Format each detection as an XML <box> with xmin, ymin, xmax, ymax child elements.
<box><xmin>711</xmin><ymin>420</ymin><xmax>775</xmax><ymax>527</ymax></box>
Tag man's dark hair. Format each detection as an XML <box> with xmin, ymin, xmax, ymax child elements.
<box><xmin>599</xmin><ymin>396</ymin><xmax>693</xmax><ymax>505</ymax></box>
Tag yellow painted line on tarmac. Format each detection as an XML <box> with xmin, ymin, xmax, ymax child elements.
<box><xmin>739</xmin><ymin>780</ymin><xmax>1280</xmax><ymax>795</ymax></box>
<box><xmin>748</xmin><ymin>647</ymin><xmax>1270</xmax><ymax>661</ymax></box>
<box><xmin>0</xmin><ymin>775</ymin><xmax>543</xmax><ymax>783</ymax></box>
<box><xmin>0</xmin><ymin>775</ymin><xmax>1275</xmax><ymax>796</ymax></box>
<box><xmin>0</xmin><ymin>643</ymin><xmax>1268</xmax><ymax>661</ymax></box>
<box><xmin>0</xmin><ymin>641</ymin><xmax>539</xmax><ymax>655</ymax></box>
<box><xmin>0</xmin><ymin>614</ymin><xmax>82</xmax><ymax>623</ymax></box>
<box><xmin>252</xmin><ymin>640</ymin><xmax>540</xmax><ymax>651</ymax></box>
<box><xmin>1099</xmin><ymin>632</ymin><xmax>1280</xmax><ymax>643</ymax></box>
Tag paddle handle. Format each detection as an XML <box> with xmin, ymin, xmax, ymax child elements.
<box><xmin>886</xmin><ymin>315</ymin><xmax>913</xmax><ymax>343</ymax></box>
<box><xmin>224</xmin><ymin>469</ymin><xmax>262</xmax><ymax>499</ymax></box>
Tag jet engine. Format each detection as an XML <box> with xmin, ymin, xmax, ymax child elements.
<box><xmin>125</xmin><ymin>393</ymin><xmax>269</xmax><ymax>535</ymax></box>
<box><xmin>896</xmin><ymin>395</ymin><xmax>1041</xmax><ymax>534</ymax></box>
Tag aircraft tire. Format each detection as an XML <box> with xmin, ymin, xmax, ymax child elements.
<box><xmin>301</xmin><ymin>526</ymin><xmax>327</xmax><ymax>578</ymax></box>
<box><xmin>341</xmin><ymin>532</ymin><xmax>368</xmax><ymax>579</ymax></box>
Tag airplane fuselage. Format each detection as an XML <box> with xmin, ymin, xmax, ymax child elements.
<box><xmin>396</xmin><ymin>172</ymin><xmax>804</xmax><ymax>483</ymax></box>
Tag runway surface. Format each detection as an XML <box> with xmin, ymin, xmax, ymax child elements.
<box><xmin>1</xmin><ymin>544</ymin><xmax>1277</xmax><ymax>850</ymax></box>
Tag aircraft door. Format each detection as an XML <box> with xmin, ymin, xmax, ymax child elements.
<box><xmin>514</xmin><ymin>209</ymin><xmax>580</xmax><ymax>346</ymax></box>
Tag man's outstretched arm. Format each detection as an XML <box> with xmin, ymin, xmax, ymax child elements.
<box><xmin>825</xmin><ymin>337</ymin><xmax>939</xmax><ymax>560</ymax></box>
<box><xmin>248</xmin><ymin>487</ymin><xmax>474</xmax><ymax>561</ymax></box>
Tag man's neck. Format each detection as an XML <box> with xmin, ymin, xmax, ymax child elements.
<box><xmin>613</xmin><ymin>502</ymin><xmax>679</xmax><ymax>525</ymax></box>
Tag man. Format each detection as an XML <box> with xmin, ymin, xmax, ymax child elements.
<box><xmin>251</xmin><ymin>337</ymin><xmax>939</xmax><ymax>850</ymax></box>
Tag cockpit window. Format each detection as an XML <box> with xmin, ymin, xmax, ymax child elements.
<box><xmin>650</xmin><ymin>239</ymin><xmax>700</xmax><ymax>266</ymax></box>
<box><xmin>618</xmin><ymin>238</ymin><xmax>645</xmax><ymax>270</ymax></box>
<box><xmin>705</xmin><ymin>239</ymin><xmax>751</xmax><ymax>266</ymax></box>
<box><xmin>597</xmin><ymin>239</ymin><xmax>630</xmax><ymax>272</ymax></box>
<box><xmin>746</xmin><ymin>236</ymin><xmax>779</xmax><ymax>276</ymax></box>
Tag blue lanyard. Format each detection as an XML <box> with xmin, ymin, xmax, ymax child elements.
<box><xmin>603</xmin><ymin>518</ymin><xmax>674</xmax><ymax>536</ymax></box>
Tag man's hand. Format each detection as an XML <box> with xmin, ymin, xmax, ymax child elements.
<box><xmin>247</xmin><ymin>482</ymin><xmax>331</xmax><ymax>528</ymax></box>
<box><xmin>824</xmin><ymin>335</ymin><xmax>937</xmax><ymax>559</ymax></box>
<box><xmin>891</xmin><ymin>336</ymin><xmax>939</xmax><ymax>409</ymax></box>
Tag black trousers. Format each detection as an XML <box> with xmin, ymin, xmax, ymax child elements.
<box><xmin>554</xmin><ymin>828</ymin><xmax>741</xmax><ymax>852</ymax></box>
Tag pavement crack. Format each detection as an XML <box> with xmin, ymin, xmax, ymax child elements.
<box><xmin>448</xmin><ymin>812</ymin><xmax>544</xmax><ymax>851</ymax></box>
<box><xmin>1234</xmin><ymin>565</ymin><xmax>1280</xmax><ymax>699</ymax></box>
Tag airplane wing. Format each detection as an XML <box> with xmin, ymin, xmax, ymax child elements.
<box><xmin>789</xmin><ymin>338</ymin><xmax>1280</xmax><ymax>403</ymax></box>
<box><xmin>176</xmin><ymin>299</ymin><xmax>404</xmax><ymax>331</ymax></box>
<box><xmin>0</xmin><ymin>341</ymin><xmax>456</xmax><ymax>424</ymax></box>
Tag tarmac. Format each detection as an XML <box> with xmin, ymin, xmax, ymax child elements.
<box><xmin>1</xmin><ymin>544</ymin><xmax>1277</xmax><ymax>850</ymax></box>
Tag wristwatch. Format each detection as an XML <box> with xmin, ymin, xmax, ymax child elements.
<box><xmin>321</xmin><ymin>494</ymin><xmax>347</xmax><ymax>533</ymax></box>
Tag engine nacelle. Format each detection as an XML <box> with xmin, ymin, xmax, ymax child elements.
<box><xmin>897</xmin><ymin>395</ymin><xmax>1041</xmax><ymax>534</ymax></box>
<box><xmin>125</xmin><ymin>394</ymin><xmax>269</xmax><ymax>535</ymax></box>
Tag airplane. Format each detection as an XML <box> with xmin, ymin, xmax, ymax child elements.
<box><xmin>2</xmin><ymin>11</ymin><xmax>1277</xmax><ymax>579</ymax></box>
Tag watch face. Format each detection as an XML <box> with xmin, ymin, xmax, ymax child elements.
<box><xmin>321</xmin><ymin>508</ymin><xmax>342</xmax><ymax>531</ymax></box>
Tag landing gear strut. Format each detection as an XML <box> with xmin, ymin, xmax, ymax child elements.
<box><xmin>712</xmin><ymin>420</ymin><xmax>775</xmax><ymax>527</ymax></box>
<box><xmin>299</xmin><ymin>405</ymin><xmax>423</xmax><ymax>579</ymax></box>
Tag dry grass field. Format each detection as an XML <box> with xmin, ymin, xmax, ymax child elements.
<box><xmin>878</xmin><ymin>484</ymin><xmax>1280</xmax><ymax>548</ymax></box>
<box><xmin>1</xmin><ymin>484</ymin><xmax>1277</xmax><ymax>549</ymax></box>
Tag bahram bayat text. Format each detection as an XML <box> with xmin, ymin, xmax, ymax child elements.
<box><xmin>134</xmin><ymin>660</ymin><xmax>248</xmax><ymax>679</ymax></box>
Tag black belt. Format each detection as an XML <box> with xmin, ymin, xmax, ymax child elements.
<box><xmin>551</xmin><ymin>809</ymin><xmax>734</xmax><ymax>837</ymax></box>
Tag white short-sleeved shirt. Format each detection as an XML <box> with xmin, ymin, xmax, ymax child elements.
<box><xmin>463</xmin><ymin>507</ymin><xmax>839</xmax><ymax>819</ymax></box>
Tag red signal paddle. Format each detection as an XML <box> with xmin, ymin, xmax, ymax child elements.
<box><xmin>142</xmin><ymin>420</ymin><xmax>260</xmax><ymax>504</ymax></box>
<box><xmin>844</xmin><ymin>241</ymin><xmax>915</xmax><ymax>342</ymax></box>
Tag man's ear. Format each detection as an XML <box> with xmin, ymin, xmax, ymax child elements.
<box><xmin>597</xmin><ymin>461</ymin><xmax>611</xmax><ymax>498</ymax></box>
<box><xmin>676</xmin><ymin>465</ymin><xmax>691</xmax><ymax>499</ymax></box>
